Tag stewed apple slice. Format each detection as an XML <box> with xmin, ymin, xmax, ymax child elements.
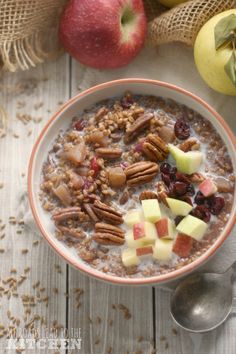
<box><xmin>141</xmin><ymin>199</ymin><xmax>161</xmax><ymax>222</ymax></box>
<box><xmin>124</xmin><ymin>209</ymin><xmax>143</xmax><ymax>226</ymax></box>
<box><xmin>176</xmin><ymin>215</ymin><xmax>208</xmax><ymax>241</ymax></box>
<box><xmin>153</xmin><ymin>239</ymin><xmax>173</xmax><ymax>261</ymax></box>
<box><xmin>122</xmin><ymin>248</ymin><xmax>140</xmax><ymax>267</ymax></box>
<box><xmin>173</xmin><ymin>233</ymin><xmax>193</xmax><ymax>258</ymax></box>
<box><xmin>166</xmin><ymin>198</ymin><xmax>193</xmax><ymax>216</ymax></box>
<box><xmin>169</xmin><ymin>144</ymin><xmax>203</xmax><ymax>174</ymax></box>
<box><xmin>155</xmin><ymin>217</ymin><xmax>175</xmax><ymax>239</ymax></box>
<box><xmin>199</xmin><ymin>178</ymin><xmax>217</xmax><ymax>197</ymax></box>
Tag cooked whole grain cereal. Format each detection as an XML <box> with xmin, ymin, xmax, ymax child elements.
<box><xmin>39</xmin><ymin>93</ymin><xmax>235</xmax><ymax>278</ymax></box>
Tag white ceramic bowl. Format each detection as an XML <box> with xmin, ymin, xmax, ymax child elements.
<box><xmin>28</xmin><ymin>79</ymin><xmax>236</xmax><ymax>285</ymax></box>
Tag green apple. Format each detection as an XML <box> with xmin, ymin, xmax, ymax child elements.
<box><xmin>166</xmin><ymin>198</ymin><xmax>193</xmax><ymax>216</ymax></box>
<box><xmin>122</xmin><ymin>248</ymin><xmax>140</xmax><ymax>267</ymax></box>
<box><xmin>141</xmin><ymin>199</ymin><xmax>161</xmax><ymax>223</ymax></box>
<box><xmin>194</xmin><ymin>10</ymin><xmax>236</xmax><ymax>96</ymax></box>
<box><xmin>169</xmin><ymin>144</ymin><xmax>203</xmax><ymax>174</ymax></box>
<box><xmin>153</xmin><ymin>238</ymin><xmax>173</xmax><ymax>261</ymax></box>
<box><xmin>176</xmin><ymin>215</ymin><xmax>208</xmax><ymax>241</ymax></box>
<box><xmin>124</xmin><ymin>209</ymin><xmax>143</xmax><ymax>226</ymax></box>
<box><xmin>158</xmin><ymin>0</ymin><xmax>188</xmax><ymax>8</ymax></box>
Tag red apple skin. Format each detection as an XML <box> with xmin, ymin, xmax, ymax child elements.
<box><xmin>199</xmin><ymin>178</ymin><xmax>217</xmax><ymax>197</ymax></box>
<box><xmin>155</xmin><ymin>218</ymin><xmax>168</xmax><ymax>238</ymax></box>
<box><xmin>59</xmin><ymin>0</ymin><xmax>147</xmax><ymax>69</ymax></box>
<box><xmin>136</xmin><ymin>246</ymin><xmax>153</xmax><ymax>257</ymax></box>
<box><xmin>133</xmin><ymin>222</ymin><xmax>145</xmax><ymax>240</ymax></box>
<box><xmin>173</xmin><ymin>234</ymin><xmax>193</xmax><ymax>258</ymax></box>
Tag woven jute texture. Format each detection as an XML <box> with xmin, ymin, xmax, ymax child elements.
<box><xmin>0</xmin><ymin>0</ymin><xmax>66</xmax><ymax>72</ymax></box>
<box><xmin>148</xmin><ymin>0</ymin><xmax>236</xmax><ymax>47</ymax></box>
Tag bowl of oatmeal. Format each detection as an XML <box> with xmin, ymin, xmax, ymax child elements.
<box><xmin>28</xmin><ymin>79</ymin><xmax>236</xmax><ymax>285</ymax></box>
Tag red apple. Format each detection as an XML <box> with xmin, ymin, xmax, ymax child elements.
<box><xmin>136</xmin><ymin>246</ymin><xmax>153</xmax><ymax>257</ymax></box>
<box><xmin>199</xmin><ymin>178</ymin><xmax>217</xmax><ymax>197</ymax></box>
<box><xmin>155</xmin><ymin>218</ymin><xmax>174</xmax><ymax>239</ymax></box>
<box><xmin>133</xmin><ymin>222</ymin><xmax>145</xmax><ymax>240</ymax></box>
<box><xmin>59</xmin><ymin>0</ymin><xmax>147</xmax><ymax>69</ymax></box>
<box><xmin>173</xmin><ymin>233</ymin><xmax>193</xmax><ymax>258</ymax></box>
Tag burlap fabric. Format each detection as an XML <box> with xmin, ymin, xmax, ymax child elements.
<box><xmin>0</xmin><ymin>0</ymin><xmax>66</xmax><ymax>72</ymax></box>
<box><xmin>148</xmin><ymin>0</ymin><xmax>236</xmax><ymax>47</ymax></box>
<box><xmin>0</xmin><ymin>0</ymin><xmax>235</xmax><ymax>73</ymax></box>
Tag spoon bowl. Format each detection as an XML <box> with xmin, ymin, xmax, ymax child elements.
<box><xmin>170</xmin><ymin>264</ymin><xmax>235</xmax><ymax>333</ymax></box>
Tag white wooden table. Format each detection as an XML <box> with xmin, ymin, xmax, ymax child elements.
<box><xmin>0</xmin><ymin>44</ymin><xmax>235</xmax><ymax>354</ymax></box>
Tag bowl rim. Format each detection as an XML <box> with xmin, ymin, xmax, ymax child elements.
<box><xmin>28</xmin><ymin>78</ymin><xmax>236</xmax><ymax>285</ymax></box>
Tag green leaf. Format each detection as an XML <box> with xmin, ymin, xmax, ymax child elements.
<box><xmin>225</xmin><ymin>51</ymin><xmax>236</xmax><ymax>87</ymax></box>
<box><xmin>214</xmin><ymin>14</ymin><xmax>236</xmax><ymax>50</ymax></box>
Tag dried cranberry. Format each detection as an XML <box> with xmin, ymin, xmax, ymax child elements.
<box><xmin>83</xmin><ymin>179</ymin><xmax>92</xmax><ymax>190</ymax></box>
<box><xmin>194</xmin><ymin>191</ymin><xmax>206</xmax><ymax>205</ymax></box>
<box><xmin>74</xmin><ymin>118</ymin><xmax>87</xmax><ymax>131</ymax></box>
<box><xmin>160</xmin><ymin>162</ymin><xmax>172</xmax><ymax>174</ymax></box>
<box><xmin>134</xmin><ymin>142</ymin><xmax>144</xmax><ymax>152</ymax></box>
<box><xmin>180</xmin><ymin>196</ymin><xmax>193</xmax><ymax>206</ymax></box>
<box><xmin>191</xmin><ymin>205</ymin><xmax>211</xmax><ymax>223</ymax></box>
<box><xmin>186</xmin><ymin>184</ymin><xmax>195</xmax><ymax>196</ymax></box>
<box><xmin>174</xmin><ymin>216</ymin><xmax>184</xmax><ymax>226</ymax></box>
<box><xmin>161</xmin><ymin>173</ymin><xmax>171</xmax><ymax>186</ymax></box>
<box><xmin>90</xmin><ymin>157</ymin><xmax>100</xmax><ymax>177</ymax></box>
<box><xmin>121</xmin><ymin>96</ymin><xmax>134</xmax><ymax>109</ymax></box>
<box><xmin>173</xmin><ymin>182</ymin><xmax>187</xmax><ymax>196</ymax></box>
<box><xmin>174</xmin><ymin>120</ymin><xmax>190</xmax><ymax>140</ymax></box>
<box><xmin>209</xmin><ymin>196</ymin><xmax>225</xmax><ymax>215</ymax></box>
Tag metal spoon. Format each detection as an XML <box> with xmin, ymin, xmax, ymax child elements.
<box><xmin>170</xmin><ymin>261</ymin><xmax>236</xmax><ymax>333</ymax></box>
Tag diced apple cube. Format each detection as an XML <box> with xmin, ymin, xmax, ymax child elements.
<box><xmin>125</xmin><ymin>230</ymin><xmax>144</xmax><ymax>248</ymax></box>
<box><xmin>173</xmin><ymin>233</ymin><xmax>193</xmax><ymax>258</ymax></box>
<box><xmin>124</xmin><ymin>209</ymin><xmax>143</xmax><ymax>226</ymax></box>
<box><xmin>122</xmin><ymin>248</ymin><xmax>140</xmax><ymax>267</ymax></box>
<box><xmin>166</xmin><ymin>198</ymin><xmax>193</xmax><ymax>216</ymax></box>
<box><xmin>141</xmin><ymin>199</ymin><xmax>161</xmax><ymax>223</ymax></box>
<box><xmin>136</xmin><ymin>246</ymin><xmax>153</xmax><ymax>258</ymax></box>
<box><xmin>176</xmin><ymin>215</ymin><xmax>208</xmax><ymax>241</ymax></box>
<box><xmin>133</xmin><ymin>223</ymin><xmax>145</xmax><ymax>240</ymax></box>
<box><xmin>169</xmin><ymin>144</ymin><xmax>203</xmax><ymax>174</ymax></box>
<box><xmin>153</xmin><ymin>239</ymin><xmax>173</xmax><ymax>261</ymax></box>
<box><xmin>199</xmin><ymin>178</ymin><xmax>217</xmax><ymax>197</ymax></box>
<box><xmin>155</xmin><ymin>217</ymin><xmax>175</xmax><ymax>239</ymax></box>
<box><xmin>143</xmin><ymin>221</ymin><xmax>158</xmax><ymax>244</ymax></box>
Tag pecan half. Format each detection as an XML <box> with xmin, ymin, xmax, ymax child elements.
<box><xmin>179</xmin><ymin>138</ymin><xmax>200</xmax><ymax>152</ymax></box>
<box><xmin>96</xmin><ymin>222</ymin><xmax>124</xmax><ymax>235</ymax></box>
<box><xmin>52</xmin><ymin>207</ymin><xmax>82</xmax><ymax>222</ymax></box>
<box><xmin>95</xmin><ymin>107</ymin><xmax>108</xmax><ymax>122</ymax></box>
<box><xmin>124</xmin><ymin>113</ymin><xmax>154</xmax><ymax>143</ymax></box>
<box><xmin>156</xmin><ymin>181</ymin><xmax>168</xmax><ymax>206</ymax></box>
<box><xmin>91</xmin><ymin>200</ymin><xmax>123</xmax><ymax>225</ymax></box>
<box><xmin>139</xmin><ymin>190</ymin><xmax>158</xmax><ymax>202</ymax></box>
<box><xmin>142</xmin><ymin>134</ymin><xmax>169</xmax><ymax>162</ymax></box>
<box><xmin>93</xmin><ymin>232</ymin><xmax>125</xmax><ymax>246</ymax></box>
<box><xmin>83</xmin><ymin>203</ymin><xmax>98</xmax><ymax>222</ymax></box>
<box><xmin>125</xmin><ymin>161</ymin><xmax>159</xmax><ymax>187</ymax></box>
<box><xmin>187</xmin><ymin>173</ymin><xmax>205</xmax><ymax>184</ymax></box>
<box><xmin>214</xmin><ymin>177</ymin><xmax>233</xmax><ymax>193</ymax></box>
<box><xmin>93</xmin><ymin>223</ymin><xmax>125</xmax><ymax>245</ymax></box>
<box><xmin>95</xmin><ymin>148</ymin><xmax>122</xmax><ymax>159</ymax></box>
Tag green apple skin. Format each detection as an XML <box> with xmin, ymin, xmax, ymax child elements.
<box><xmin>158</xmin><ymin>0</ymin><xmax>188</xmax><ymax>8</ymax></box>
<box><xmin>194</xmin><ymin>10</ymin><xmax>236</xmax><ymax>96</ymax></box>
